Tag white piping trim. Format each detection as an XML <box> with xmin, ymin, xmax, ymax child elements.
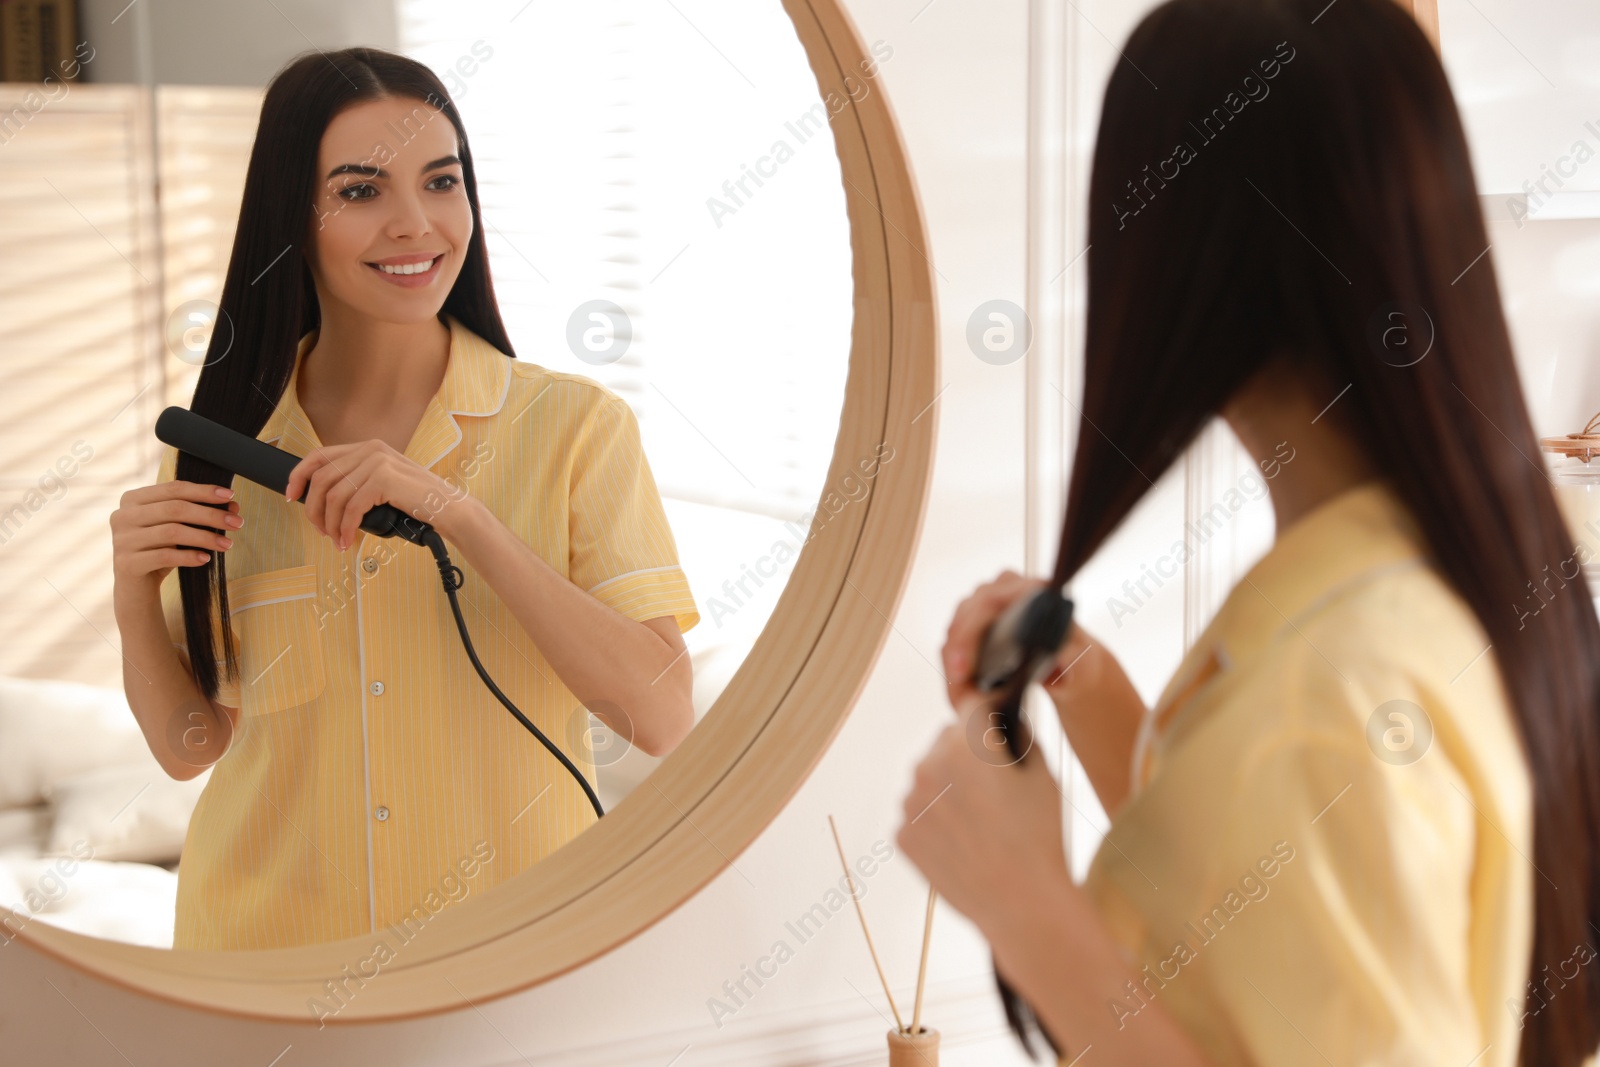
<box><xmin>228</xmin><ymin>590</ymin><xmax>315</xmax><ymax>614</ymax></box>
<box><xmin>448</xmin><ymin>336</ymin><xmax>515</xmax><ymax>418</ymax></box>
<box><xmin>414</xmin><ymin>331</ymin><xmax>515</xmax><ymax>471</ymax></box>
<box><xmin>354</xmin><ymin>569</ymin><xmax>378</xmax><ymax>935</ymax></box>
<box><xmin>414</xmin><ymin>425</ymin><xmax>463</xmax><ymax>476</ymax></box>
<box><xmin>587</xmin><ymin>564</ymin><xmax>684</xmax><ymax>596</ymax></box>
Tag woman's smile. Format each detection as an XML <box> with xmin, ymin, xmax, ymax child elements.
<box><xmin>364</xmin><ymin>252</ymin><xmax>446</xmax><ymax>288</ymax></box>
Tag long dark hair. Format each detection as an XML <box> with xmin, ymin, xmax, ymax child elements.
<box><xmin>1038</xmin><ymin>0</ymin><xmax>1600</xmax><ymax>1063</ymax></box>
<box><xmin>175</xmin><ymin>47</ymin><xmax>514</xmax><ymax>705</ymax></box>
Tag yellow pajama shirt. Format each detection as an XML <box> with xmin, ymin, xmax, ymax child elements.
<box><xmin>1078</xmin><ymin>479</ymin><xmax>1537</xmax><ymax>1065</ymax></box>
<box><xmin>157</xmin><ymin>312</ymin><xmax>698</xmax><ymax>951</ymax></box>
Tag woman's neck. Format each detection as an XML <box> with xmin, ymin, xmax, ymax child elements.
<box><xmin>297</xmin><ymin>310</ymin><xmax>451</xmax><ymax>432</ymax></box>
<box><xmin>1220</xmin><ymin>357</ymin><xmax>1383</xmax><ymax>535</ymax></box>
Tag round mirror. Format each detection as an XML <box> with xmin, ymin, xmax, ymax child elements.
<box><xmin>0</xmin><ymin>0</ymin><xmax>933</xmax><ymax>1022</ymax></box>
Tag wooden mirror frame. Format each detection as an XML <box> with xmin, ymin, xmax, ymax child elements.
<box><xmin>7</xmin><ymin>0</ymin><xmax>937</xmax><ymax>1025</ymax></box>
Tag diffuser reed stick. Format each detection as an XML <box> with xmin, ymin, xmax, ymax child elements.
<box><xmin>912</xmin><ymin>887</ymin><xmax>937</xmax><ymax>1032</ymax></box>
<box><xmin>828</xmin><ymin>813</ymin><xmax>905</xmax><ymax>1031</ymax></box>
<box><xmin>830</xmin><ymin>815</ymin><xmax>942</xmax><ymax>1032</ymax></box>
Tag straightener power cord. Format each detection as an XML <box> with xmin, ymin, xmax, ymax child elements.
<box><xmin>155</xmin><ymin>405</ymin><xmax>605</xmax><ymax>818</ymax></box>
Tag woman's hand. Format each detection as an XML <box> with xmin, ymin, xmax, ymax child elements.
<box><xmin>939</xmin><ymin>568</ymin><xmax>1144</xmax><ymax>818</ymax></box>
<box><xmin>896</xmin><ymin>571</ymin><xmax>1213</xmax><ymax>1063</ymax></box>
<box><xmin>111</xmin><ymin>479</ymin><xmax>242</xmax><ymax>594</ymax></box>
<box><xmin>938</xmin><ymin>569</ymin><xmax>1052</xmax><ymax>709</ymax></box>
<box><xmin>938</xmin><ymin>568</ymin><xmax>1098</xmax><ymax>710</ymax></box>
<box><xmin>895</xmin><ymin>568</ymin><xmax>1072</xmax><ymax>934</ymax></box>
<box><xmin>284</xmin><ymin>441</ymin><xmax>469</xmax><ymax>550</ymax></box>
<box><xmin>895</xmin><ymin>698</ymin><xmax>1070</xmax><ymax>937</ymax></box>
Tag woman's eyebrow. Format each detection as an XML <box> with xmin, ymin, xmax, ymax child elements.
<box><xmin>324</xmin><ymin>155</ymin><xmax>463</xmax><ymax>181</ymax></box>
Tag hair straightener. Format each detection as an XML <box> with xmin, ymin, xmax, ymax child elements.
<box><xmin>155</xmin><ymin>405</ymin><xmax>605</xmax><ymax>818</ymax></box>
<box><xmin>971</xmin><ymin>582</ymin><xmax>1074</xmax><ymax>1061</ymax></box>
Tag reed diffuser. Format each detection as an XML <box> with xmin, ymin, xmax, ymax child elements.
<box><xmin>828</xmin><ymin>814</ymin><xmax>941</xmax><ymax>1066</ymax></box>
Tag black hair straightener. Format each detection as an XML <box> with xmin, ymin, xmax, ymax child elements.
<box><xmin>155</xmin><ymin>406</ymin><xmax>606</xmax><ymax>818</ymax></box>
<box><xmin>971</xmin><ymin>582</ymin><xmax>1074</xmax><ymax>1060</ymax></box>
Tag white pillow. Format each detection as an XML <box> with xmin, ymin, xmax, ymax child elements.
<box><xmin>44</xmin><ymin>757</ymin><xmax>210</xmax><ymax>865</ymax></box>
<box><xmin>0</xmin><ymin>676</ymin><xmax>154</xmax><ymax>809</ymax></box>
<box><xmin>0</xmin><ymin>854</ymin><xmax>178</xmax><ymax>949</ymax></box>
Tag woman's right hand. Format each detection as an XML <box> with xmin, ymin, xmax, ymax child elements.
<box><xmin>941</xmin><ymin>568</ymin><xmax>1147</xmax><ymax>815</ymax></box>
<box><xmin>939</xmin><ymin>569</ymin><xmax>1103</xmax><ymax>717</ymax></box>
<box><xmin>111</xmin><ymin>481</ymin><xmax>242</xmax><ymax>594</ymax></box>
<box><xmin>940</xmin><ymin>569</ymin><xmax>1047</xmax><ymax>713</ymax></box>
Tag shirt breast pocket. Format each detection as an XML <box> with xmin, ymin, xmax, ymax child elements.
<box><xmin>228</xmin><ymin>564</ymin><xmax>327</xmax><ymax>716</ymax></box>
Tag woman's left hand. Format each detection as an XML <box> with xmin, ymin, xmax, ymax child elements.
<box><xmin>285</xmin><ymin>441</ymin><xmax>467</xmax><ymax>550</ymax></box>
<box><xmin>895</xmin><ymin>693</ymin><xmax>1072</xmax><ymax>938</ymax></box>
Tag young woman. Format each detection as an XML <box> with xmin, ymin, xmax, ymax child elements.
<box><xmin>896</xmin><ymin>1</ymin><xmax>1600</xmax><ymax>1064</ymax></box>
<box><xmin>109</xmin><ymin>48</ymin><xmax>700</xmax><ymax>951</ymax></box>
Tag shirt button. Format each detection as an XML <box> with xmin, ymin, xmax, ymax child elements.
<box><xmin>362</xmin><ymin>556</ymin><xmax>378</xmax><ymax>575</ymax></box>
<box><xmin>374</xmin><ymin>806</ymin><xmax>389</xmax><ymax>821</ymax></box>
<box><xmin>370</xmin><ymin>680</ymin><xmax>385</xmax><ymax>696</ymax></box>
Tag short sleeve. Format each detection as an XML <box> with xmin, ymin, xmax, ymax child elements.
<box><xmin>567</xmin><ymin>397</ymin><xmax>699</xmax><ymax>633</ymax></box>
<box><xmin>1189</xmin><ymin>691</ymin><xmax>1483</xmax><ymax>1063</ymax></box>
<box><xmin>157</xmin><ymin>445</ymin><xmax>242</xmax><ymax>707</ymax></box>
